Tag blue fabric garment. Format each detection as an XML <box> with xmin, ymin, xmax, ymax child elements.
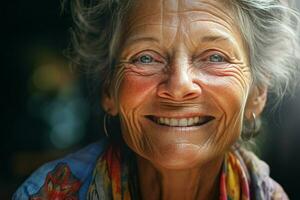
<box><xmin>13</xmin><ymin>139</ymin><xmax>109</xmax><ymax>200</ymax></box>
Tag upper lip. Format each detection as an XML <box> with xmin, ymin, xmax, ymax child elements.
<box><xmin>146</xmin><ymin>114</ymin><xmax>215</xmax><ymax>127</ymax></box>
<box><xmin>145</xmin><ymin>113</ymin><xmax>214</xmax><ymax>119</ymax></box>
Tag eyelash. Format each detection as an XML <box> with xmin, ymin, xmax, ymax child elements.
<box><xmin>131</xmin><ymin>51</ymin><xmax>166</xmax><ymax>65</ymax></box>
<box><xmin>207</xmin><ymin>54</ymin><xmax>226</xmax><ymax>63</ymax></box>
<box><xmin>194</xmin><ymin>52</ymin><xmax>230</xmax><ymax>67</ymax></box>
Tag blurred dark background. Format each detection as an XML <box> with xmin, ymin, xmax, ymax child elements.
<box><xmin>1</xmin><ymin>0</ymin><xmax>300</xmax><ymax>199</ymax></box>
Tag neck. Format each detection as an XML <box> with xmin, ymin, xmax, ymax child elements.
<box><xmin>136</xmin><ymin>156</ymin><xmax>224</xmax><ymax>200</ymax></box>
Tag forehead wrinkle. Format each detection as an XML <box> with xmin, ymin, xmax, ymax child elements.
<box><xmin>162</xmin><ymin>0</ymin><xmax>180</xmax><ymax>12</ymax></box>
<box><xmin>126</xmin><ymin>13</ymin><xmax>161</xmax><ymax>33</ymax></box>
<box><xmin>161</xmin><ymin>0</ymin><xmax>235</xmax><ymax>27</ymax></box>
<box><xmin>174</xmin><ymin>17</ymin><xmax>198</xmax><ymax>51</ymax></box>
<box><xmin>189</xmin><ymin>19</ymin><xmax>234</xmax><ymax>35</ymax></box>
<box><xmin>124</xmin><ymin>12</ymin><xmax>179</xmax><ymax>49</ymax></box>
<box><xmin>160</xmin><ymin>0</ymin><xmax>181</xmax><ymax>49</ymax></box>
<box><xmin>175</xmin><ymin>19</ymin><xmax>236</xmax><ymax>52</ymax></box>
<box><xmin>125</xmin><ymin>0</ymin><xmax>181</xmax><ymax>49</ymax></box>
<box><xmin>173</xmin><ymin>0</ymin><xmax>236</xmax><ymax>35</ymax></box>
<box><xmin>159</xmin><ymin>0</ymin><xmax>207</xmax><ymax>50</ymax></box>
<box><xmin>163</xmin><ymin>9</ymin><xmax>233</xmax><ymax>25</ymax></box>
<box><xmin>184</xmin><ymin>9</ymin><xmax>235</xmax><ymax>32</ymax></box>
<box><xmin>159</xmin><ymin>0</ymin><xmax>238</xmax><ymax>50</ymax></box>
<box><xmin>183</xmin><ymin>0</ymin><xmax>235</xmax><ymax>23</ymax></box>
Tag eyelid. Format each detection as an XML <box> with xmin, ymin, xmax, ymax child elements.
<box><xmin>131</xmin><ymin>50</ymin><xmax>166</xmax><ymax>64</ymax></box>
<box><xmin>195</xmin><ymin>50</ymin><xmax>230</xmax><ymax>62</ymax></box>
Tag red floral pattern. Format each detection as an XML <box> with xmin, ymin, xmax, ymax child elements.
<box><xmin>30</xmin><ymin>163</ymin><xmax>81</xmax><ymax>200</ymax></box>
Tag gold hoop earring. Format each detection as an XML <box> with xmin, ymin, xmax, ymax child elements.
<box><xmin>242</xmin><ymin>113</ymin><xmax>257</xmax><ymax>140</ymax></box>
<box><xmin>103</xmin><ymin>113</ymin><xmax>110</xmax><ymax>137</ymax></box>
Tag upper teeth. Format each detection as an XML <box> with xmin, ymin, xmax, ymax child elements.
<box><xmin>157</xmin><ymin>117</ymin><xmax>205</xmax><ymax>127</ymax></box>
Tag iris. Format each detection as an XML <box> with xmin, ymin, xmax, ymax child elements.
<box><xmin>209</xmin><ymin>54</ymin><xmax>224</xmax><ymax>62</ymax></box>
<box><xmin>139</xmin><ymin>55</ymin><xmax>153</xmax><ymax>64</ymax></box>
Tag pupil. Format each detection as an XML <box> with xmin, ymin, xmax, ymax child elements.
<box><xmin>210</xmin><ymin>54</ymin><xmax>223</xmax><ymax>62</ymax></box>
<box><xmin>140</xmin><ymin>55</ymin><xmax>152</xmax><ymax>63</ymax></box>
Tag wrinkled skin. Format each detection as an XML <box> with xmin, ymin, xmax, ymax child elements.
<box><xmin>103</xmin><ymin>0</ymin><xmax>267</xmax><ymax>199</ymax></box>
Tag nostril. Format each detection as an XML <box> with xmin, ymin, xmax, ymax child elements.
<box><xmin>158</xmin><ymin>91</ymin><xmax>172</xmax><ymax>99</ymax></box>
<box><xmin>182</xmin><ymin>91</ymin><xmax>200</xmax><ymax>100</ymax></box>
<box><xmin>156</xmin><ymin>67</ymin><xmax>202</xmax><ymax>100</ymax></box>
<box><xmin>157</xmin><ymin>83</ymin><xmax>202</xmax><ymax>101</ymax></box>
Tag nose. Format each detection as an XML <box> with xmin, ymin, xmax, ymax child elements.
<box><xmin>157</xmin><ymin>62</ymin><xmax>202</xmax><ymax>101</ymax></box>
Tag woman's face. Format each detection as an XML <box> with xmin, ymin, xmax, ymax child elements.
<box><xmin>104</xmin><ymin>0</ymin><xmax>266</xmax><ymax>169</ymax></box>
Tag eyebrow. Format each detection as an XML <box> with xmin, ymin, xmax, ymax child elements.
<box><xmin>200</xmin><ymin>35</ymin><xmax>233</xmax><ymax>43</ymax></box>
<box><xmin>125</xmin><ymin>36</ymin><xmax>161</xmax><ymax>46</ymax></box>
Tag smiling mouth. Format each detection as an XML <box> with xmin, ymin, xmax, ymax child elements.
<box><xmin>146</xmin><ymin>115</ymin><xmax>215</xmax><ymax>127</ymax></box>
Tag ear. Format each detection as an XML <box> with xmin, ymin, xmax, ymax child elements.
<box><xmin>101</xmin><ymin>91</ymin><xmax>118</xmax><ymax>116</ymax></box>
<box><xmin>245</xmin><ymin>84</ymin><xmax>268</xmax><ymax>119</ymax></box>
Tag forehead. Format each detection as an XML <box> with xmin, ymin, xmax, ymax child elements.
<box><xmin>123</xmin><ymin>0</ymin><xmax>240</xmax><ymax>46</ymax></box>
<box><xmin>127</xmin><ymin>0</ymin><xmax>233</xmax><ymax>23</ymax></box>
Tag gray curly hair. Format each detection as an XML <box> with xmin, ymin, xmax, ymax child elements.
<box><xmin>229</xmin><ymin>0</ymin><xmax>300</xmax><ymax>101</ymax></box>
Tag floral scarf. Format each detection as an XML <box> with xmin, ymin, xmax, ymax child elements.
<box><xmin>87</xmin><ymin>145</ymin><xmax>288</xmax><ymax>200</ymax></box>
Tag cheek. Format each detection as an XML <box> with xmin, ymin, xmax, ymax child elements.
<box><xmin>198</xmin><ymin>65</ymin><xmax>251</xmax><ymax>134</ymax></box>
<box><xmin>113</xmin><ymin>64</ymin><xmax>161</xmax><ymax>111</ymax></box>
<box><xmin>117</xmin><ymin>71</ymin><xmax>161</xmax><ymax>154</ymax></box>
<box><xmin>118</xmin><ymin>73</ymin><xmax>158</xmax><ymax>109</ymax></box>
<box><xmin>200</xmin><ymin>64</ymin><xmax>251</xmax><ymax>107</ymax></box>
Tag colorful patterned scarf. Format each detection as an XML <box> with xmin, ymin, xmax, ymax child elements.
<box><xmin>87</xmin><ymin>145</ymin><xmax>131</xmax><ymax>200</ymax></box>
<box><xmin>220</xmin><ymin>152</ymin><xmax>250</xmax><ymax>200</ymax></box>
<box><xmin>86</xmin><ymin>145</ymin><xmax>286</xmax><ymax>200</ymax></box>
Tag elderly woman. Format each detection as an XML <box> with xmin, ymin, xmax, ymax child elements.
<box><xmin>14</xmin><ymin>0</ymin><xmax>299</xmax><ymax>199</ymax></box>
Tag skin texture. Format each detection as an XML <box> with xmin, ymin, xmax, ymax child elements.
<box><xmin>102</xmin><ymin>0</ymin><xmax>268</xmax><ymax>199</ymax></box>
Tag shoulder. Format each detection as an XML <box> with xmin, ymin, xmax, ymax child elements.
<box><xmin>13</xmin><ymin>139</ymin><xmax>109</xmax><ymax>200</ymax></box>
<box><xmin>235</xmin><ymin>147</ymin><xmax>289</xmax><ymax>200</ymax></box>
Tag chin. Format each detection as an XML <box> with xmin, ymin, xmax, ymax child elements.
<box><xmin>148</xmin><ymin>143</ymin><xmax>213</xmax><ymax>170</ymax></box>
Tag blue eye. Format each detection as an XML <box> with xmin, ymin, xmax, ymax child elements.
<box><xmin>139</xmin><ymin>55</ymin><xmax>154</xmax><ymax>64</ymax></box>
<box><xmin>131</xmin><ymin>51</ymin><xmax>166</xmax><ymax>69</ymax></box>
<box><xmin>209</xmin><ymin>54</ymin><xmax>225</xmax><ymax>62</ymax></box>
